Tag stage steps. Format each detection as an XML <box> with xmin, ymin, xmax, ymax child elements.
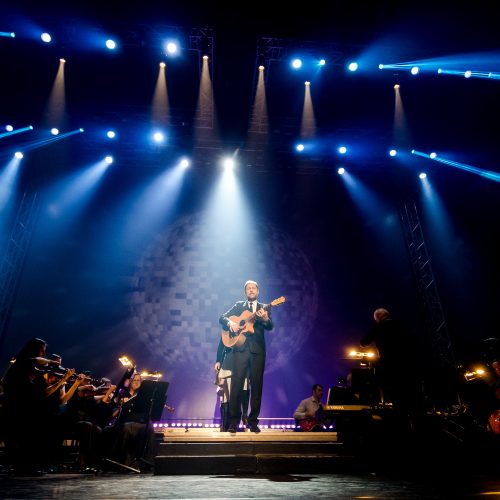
<box><xmin>153</xmin><ymin>428</ymin><xmax>359</xmax><ymax>475</ymax></box>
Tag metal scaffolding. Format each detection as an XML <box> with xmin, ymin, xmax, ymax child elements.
<box><xmin>400</xmin><ymin>200</ymin><xmax>460</xmax><ymax>407</ymax></box>
<box><xmin>0</xmin><ymin>191</ymin><xmax>39</xmax><ymax>354</ymax></box>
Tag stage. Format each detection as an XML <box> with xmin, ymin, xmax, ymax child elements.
<box><xmin>2</xmin><ymin>423</ymin><xmax>500</xmax><ymax>500</ymax></box>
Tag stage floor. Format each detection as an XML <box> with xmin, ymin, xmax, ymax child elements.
<box><xmin>1</xmin><ymin>471</ymin><xmax>500</xmax><ymax>499</ymax></box>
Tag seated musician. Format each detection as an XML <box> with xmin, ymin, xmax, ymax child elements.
<box><xmin>42</xmin><ymin>355</ymin><xmax>89</xmax><ymax>469</ymax></box>
<box><xmin>293</xmin><ymin>383</ymin><xmax>329</xmax><ymax>432</ymax></box>
<box><xmin>64</xmin><ymin>372</ymin><xmax>116</xmax><ymax>472</ymax></box>
<box><xmin>106</xmin><ymin>373</ymin><xmax>153</xmax><ymax>468</ymax></box>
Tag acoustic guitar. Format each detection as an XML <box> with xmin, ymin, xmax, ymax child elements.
<box><xmin>221</xmin><ymin>296</ymin><xmax>285</xmax><ymax>348</ymax></box>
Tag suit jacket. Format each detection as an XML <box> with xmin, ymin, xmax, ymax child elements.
<box><xmin>219</xmin><ymin>300</ymin><xmax>273</xmax><ymax>354</ymax></box>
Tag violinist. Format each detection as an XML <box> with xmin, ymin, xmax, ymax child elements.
<box><xmin>106</xmin><ymin>373</ymin><xmax>153</xmax><ymax>467</ymax></box>
<box><xmin>61</xmin><ymin>373</ymin><xmax>117</xmax><ymax>472</ymax></box>
<box><xmin>2</xmin><ymin>338</ymin><xmax>60</xmax><ymax>475</ymax></box>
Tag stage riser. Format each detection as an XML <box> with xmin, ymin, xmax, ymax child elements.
<box><xmin>153</xmin><ymin>429</ymin><xmax>358</xmax><ymax>474</ymax></box>
<box><xmin>157</xmin><ymin>442</ymin><xmax>341</xmax><ymax>456</ymax></box>
<box><xmin>153</xmin><ymin>455</ymin><xmax>357</xmax><ymax>475</ymax></box>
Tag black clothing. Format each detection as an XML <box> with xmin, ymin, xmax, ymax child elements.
<box><xmin>219</xmin><ymin>300</ymin><xmax>273</xmax><ymax>427</ymax></box>
<box><xmin>360</xmin><ymin>317</ymin><xmax>423</xmax><ymax>421</ymax></box>
<box><xmin>360</xmin><ymin>317</ymin><xmax>407</xmax><ymax>367</ymax></box>
<box><xmin>107</xmin><ymin>388</ymin><xmax>154</xmax><ymax>467</ymax></box>
<box><xmin>3</xmin><ymin>358</ymin><xmax>48</xmax><ymax>472</ymax></box>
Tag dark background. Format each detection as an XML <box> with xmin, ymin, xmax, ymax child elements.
<box><xmin>0</xmin><ymin>1</ymin><xmax>499</xmax><ymax>420</ymax></box>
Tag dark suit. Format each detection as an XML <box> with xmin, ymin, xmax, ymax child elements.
<box><xmin>360</xmin><ymin>318</ymin><xmax>424</xmax><ymax>423</ymax></box>
<box><xmin>219</xmin><ymin>300</ymin><xmax>273</xmax><ymax>427</ymax></box>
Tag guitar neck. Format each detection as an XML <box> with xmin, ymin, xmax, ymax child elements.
<box><xmin>247</xmin><ymin>302</ymin><xmax>272</xmax><ymax>322</ymax></box>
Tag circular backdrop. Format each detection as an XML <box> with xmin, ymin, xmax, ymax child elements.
<box><xmin>130</xmin><ymin>212</ymin><xmax>318</xmax><ymax>382</ymax></box>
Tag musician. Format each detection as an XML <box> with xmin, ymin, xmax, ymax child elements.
<box><xmin>42</xmin><ymin>356</ymin><xmax>88</xmax><ymax>469</ymax></box>
<box><xmin>360</xmin><ymin>308</ymin><xmax>424</xmax><ymax>430</ymax></box>
<box><xmin>219</xmin><ymin>280</ymin><xmax>273</xmax><ymax>433</ymax></box>
<box><xmin>214</xmin><ymin>338</ymin><xmax>250</xmax><ymax>431</ymax></box>
<box><xmin>2</xmin><ymin>337</ymin><xmax>60</xmax><ymax>474</ymax></box>
<box><xmin>293</xmin><ymin>384</ymin><xmax>328</xmax><ymax>432</ymax></box>
<box><xmin>106</xmin><ymin>373</ymin><xmax>154</xmax><ymax>468</ymax></box>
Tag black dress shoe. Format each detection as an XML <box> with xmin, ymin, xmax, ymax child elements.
<box><xmin>227</xmin><ymin>424</ymin><xmax>237</xmax><ymax>433</ymax></box>
<box><xmin>249</xmin><ymin>425</ymin><xmax>261</xmax><ymax>433</ymax></box>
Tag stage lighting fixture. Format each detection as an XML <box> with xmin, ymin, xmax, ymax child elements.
<box><xmin>105</xmin><ymin>39</ymin><xmax>117</xmax><ymax>50</ymax></box>
<box><xmin>296</xmin><ymin>143</ymin><xmax>304</xmax><ymax>152</ymax></box>
<box><xmin>0</xmin><ymin>32</ymin><xmax>16</xmax><ymax>38</ymax></box>
<box><xmin>50</xmin><ymin>128</ymin><xmax>59</xmax><ymax>136</ymax></box>
<box><xmin>5</xmin><ymin>125</ymin><xmax>13</xmax><ymax>132</ymax></box>
<box><xmin>14</xmin><ymin>151</ymin><xmax>23</xmax><ymax>159</ymax></box>
<box><xmin>305</xmin><ymin>81</ymin><xmax>310</xmax><ymax>86</ymax></box>
<box><xmin>319</xmin><ymin>59</ymin><xmax>326</xmax><ymax>66</ymax></box>
<box><xmin>338</xmin><ymin>146</ymin><xmax>347</xmax><ymax>154</ymax></box>
<box><xmin>378</xmin><ymin>64</ymin><xmax>384</xmax><ymax>69</ymax></box>
<box><xmin>464</xmin><ymin>70</ymin><xmax>472</xmax><ymax>78</ymax></box>
<box><xmin>160</xmin><ymin>61</ymin><xmax>166</xmax><ymax>68</ymax></box>
<box><xmin>394</xmin><ymin>84</ymin><xmax>400</xmax><ymax>89</ymax></box>
<box><xmin>105</xmin><ymin>156</ymin><xmax>113</xmax><ymax>164</ymax></box>
<box><xmin>389</xmin><ymin>149</ymin><xmax>397</xmax><ymax>157</ymax></box>
<box><xmin>222</xmin><ymin>157</ymin><xmax>235</xmax><ymax>170</ymax></box>
<box><xmin>347</xmin><ymin>61</ymin><xmax>358</xmax><ymax>72</ymax></box>
<box><xmin>180</xmin><ymin>158</ymin><xmax>190</xmax><ymax>169</ymax></box>
<box><xmin>410</xmin><ymin>66</ymin><xmax>419</xmax><ymax>75</ymax></box>
<box><xmin>337</xmin><ymin>167</ymin><xmax>345</xmax><ymax>175</ymax></box>
<box><xmin>153</xmin><ymin>131</ymin><xmax>165</xmax><ymax>143</ymax></box>
<box><xmin>258</xmin><ymin>65</ymin><xmax>264</xmax><ymax>71</ymax></box>
<box><xmin>165</xmin><ymin>41</ymin><xmax>178</xmax><ymax>55</ymax></box>
<box><xmin>106</xmin><ymin>130</ymin><xmax>116</xmax><ymax>139</ymax></box>
<box><xmin>40</xmin><ymin>32</ymin><xmax>52</xmax><ymax>43</ymax></box>
<box><xmin>59</xmin><ymin>58</ymin><xmax>66</xmax><ymax>64</ymax></box>
<box><xmin>430</xmin><ymin>152</ymin><xmax>437</xmax><ymax>159</ymax></box>
<box><xmin>292</xmin><ymin>58</ymin><xmax>302</xmax><ymax>69</ymax></box>
<box><xmin>419</xmin><ymin>172</ymin><xmax>427</xmax><ymax>179</ymax></box>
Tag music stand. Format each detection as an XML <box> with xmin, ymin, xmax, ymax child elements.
<box><xmin>130</xmin><ymin>380</ymin><xmax>169</xmax><ymax>422</ymax></box>
<box><xmin>128</xmin><ymin>380</ymin><xmax>169</xmax><ymax>471</ymax></box>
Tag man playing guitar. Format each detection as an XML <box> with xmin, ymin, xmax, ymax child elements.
<box><xmin>293</xmin><ymin>384</ymin><xmax>327</xmax><ymax>432</ymax></box>
<box><xmin>219</xmin><ymin>280</ymin><xmax>274</xmax><ymax>434</ymax></box>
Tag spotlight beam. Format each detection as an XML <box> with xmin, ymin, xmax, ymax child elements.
<box><xmin>14</xmin><ymin>128</ymin><xmax>84</xmax><ymax>152</ymax></box>
<box><xmin>412</xmin><ymin>149</ymin><xmax>500</xmax><ymax>182</ymax></box>
<box><xmin>0</xmin><ymin>125</ymin><xmax>34</xmax><ymax>140</ymax></box>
